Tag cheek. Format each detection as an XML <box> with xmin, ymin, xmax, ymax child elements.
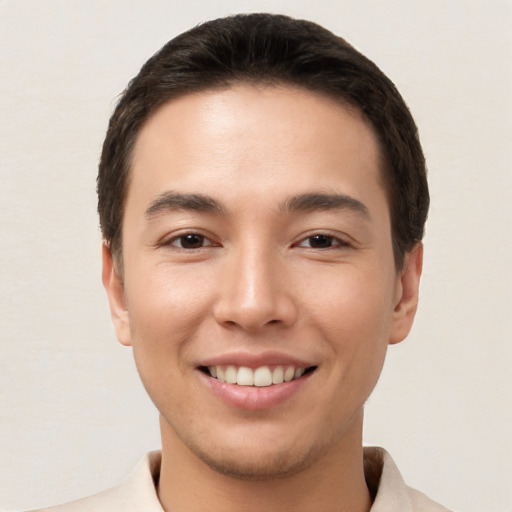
<box><xmin>304</xmin><ymin>265</ymin><xmax>395</xmax><ymax>385</ymax></box>
<box><xmin>305</xmin><ymin>266</ymin><xmax>395</xmax><ymax>339</ymax></box>
<box><xmin>124</xmin><ymin>267</ymin><xmax>214</xmax><ymax>411</ymax></box>
<box><xmin>123</xmin><ymin>265</ymin><xmax>218</xmax><ymax>391</ymax></box>
<box><xmin>126</xmin><ymin>264</ymin><xmax>214</xmax><ymax>334</ymax></box>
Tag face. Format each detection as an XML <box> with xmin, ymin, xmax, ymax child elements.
<box><xmin>103</xmin><ymin>85</ymin><xmax>422</xmax><ymax>479</ymax></box>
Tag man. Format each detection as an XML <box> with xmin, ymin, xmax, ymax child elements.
<box><xmin>30</xmin><ymin>13</ymin><xmax>450</xmax><ymax>512</ymax></box>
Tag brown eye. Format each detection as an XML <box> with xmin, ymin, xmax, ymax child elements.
<box><xmin>297</xmin><ymin>234</ymin><xmax>349</xmax><ymax>249</ymax></box>
<box><xmin>172</xmin><ymin>233</ymin><xmax>207</xmax><ymax>249</ymax></box>
<box><xmin>303</xmin><ymin>234</ymin><xmax>335</xmax><ymax>248</ymax></box>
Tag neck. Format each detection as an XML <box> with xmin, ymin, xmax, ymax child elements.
<box><xmin>157</xmin><ymin>412</ymin><xmax>372</xmax><ymax>512</ymax></box>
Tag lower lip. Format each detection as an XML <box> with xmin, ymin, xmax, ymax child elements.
<box><xmin>199</xmin><ymin>370</ymin><xmax>313</xmax><ymax>411</ymax></box>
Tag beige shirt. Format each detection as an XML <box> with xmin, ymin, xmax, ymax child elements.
<box><xmin>28</xmin><ymin>447</ymin><xmax>452</xmax><ymax>512</ymax></box>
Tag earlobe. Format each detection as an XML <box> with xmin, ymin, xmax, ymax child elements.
<box><xmin>389</xmin><ymin>242</ymin><xmax>423</xmax><ymax>345</ymax></box>
<box><xmin>101</xmin><ymin>243</ymin><xmax>132</xmax><ymax>346</ymax></box>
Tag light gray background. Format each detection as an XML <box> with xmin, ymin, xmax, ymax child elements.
<box><xmin>1</xmin><ymin>1</ymin><xmax>511</xmax><ymax>510</ymax></box>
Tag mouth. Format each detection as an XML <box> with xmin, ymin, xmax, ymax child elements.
<box><xmin>199</xmin><ymin>364</ymin><xmax>317</xmax><ymax>387</ymax></box>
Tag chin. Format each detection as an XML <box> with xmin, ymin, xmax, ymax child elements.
<box><xmin>188</xmin><ymin>435</ymin><xmax>328</xmax><ymax>481</ymax></box>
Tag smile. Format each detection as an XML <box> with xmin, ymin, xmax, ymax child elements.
<box><xmin>202</xmin><ymin>365</ymin><xmax>315</xmax><ymax>387</ymax></box>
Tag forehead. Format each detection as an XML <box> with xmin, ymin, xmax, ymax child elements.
<box><xmin>128</xmin><ymin>84</ymin><xmax>386</xmax><ymax>213</ymax></box>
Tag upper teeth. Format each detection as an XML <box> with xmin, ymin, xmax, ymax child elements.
<box><xmin>208</xmin><ymin>365</ymin><xmax>306</xmax><ymax>387</ymax></box>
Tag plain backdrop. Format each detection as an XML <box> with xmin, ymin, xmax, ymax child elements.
<box><xmin>1</xmin><ymin>1</ymin><xmax>511</xmax><ymax>510</ymax></box>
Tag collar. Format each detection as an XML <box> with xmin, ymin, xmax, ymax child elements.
<box><xmin>114</xmin><ymin>447</ymin><xmax>435</xmax><ymax>512</ymax></box>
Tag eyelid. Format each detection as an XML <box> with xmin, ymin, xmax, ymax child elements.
<box><xmin>159</xmin><ymin>230</ymin><xmax>219</xmax><ymax>249</ymax></box>
<box><xmin>294</xmin><ymin>231</ymin><xmax>353</xmax><ymax>249</ymax></box>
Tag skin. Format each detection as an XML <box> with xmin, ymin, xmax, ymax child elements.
<box><xmin>102</xmin><ymin>85</ymin><xmax>423</xmax><ymax>512</ymax></box>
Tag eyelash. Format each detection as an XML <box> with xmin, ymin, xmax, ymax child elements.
<box><xmin>162</xmin><ymin>232</ymin><xmax>217</xmax><ymax>250</ymax></box>
<box><xmin>161</xmin><ymin>231</ymin><xmax>351</xmax><ymax>251</ymax></box>
<box><xmin>294</xmin><ymin>233</ymin><xmax>352</xmax><ymax>250</ymax></box>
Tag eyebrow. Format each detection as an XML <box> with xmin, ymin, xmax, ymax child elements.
<box><xmin>144</xmin><ymin>191</ymin><xmax>369</xmax><ymax>220</ymax></box>
<box><xmin>281</xmin><ymin>193</ymin><xmax>370</xmax><ymax>218</ymax></box>
<box><xmin>145</xmin><ymin>192</ymin><xmax>226</xmax><ymax>218</ymax></box>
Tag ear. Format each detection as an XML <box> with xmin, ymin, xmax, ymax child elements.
<box><xmin>389</xmin><ymin>242</ymin><xmax>423</xmax><ymax>345</ymax></box>
<box><xmin>102</xmin><ymin>243</ymin><xmax>132</xmax><ymax>346</ymax></box>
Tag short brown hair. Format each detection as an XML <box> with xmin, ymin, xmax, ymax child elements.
<box><xmin>98</xmin><ymin>13</ymin><xmax>428</xmax><ymax>270</ymax></box>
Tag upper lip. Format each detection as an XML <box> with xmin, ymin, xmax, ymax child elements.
<box><xmin>198</xmin><ymin>351</ymin><xmax>316</xmax><ymax>369</ymax></box>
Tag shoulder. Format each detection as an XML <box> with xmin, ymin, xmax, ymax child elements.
<box><xmin>364</xmin><ymin>447</ymin><xmax>453</xmax><ymax>512</ymax></box>
<box><xmin>24</xmin><ymin>451</ymin><xmax>163</xmax><ymax>512</ymax></box>
<box><xmin>25</xmin><ymin>485</ymin><xmax>130</xmax><ymax>512</ymax></box>
<box><xmin>406</xmin><ymin>486</ymin><xmax>453</xmax><ymax>512</ymax></box>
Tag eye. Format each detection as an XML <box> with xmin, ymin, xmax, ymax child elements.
<box><xmin>296</xmin><ymin>234</ymin><xmax>349</xmax><ymax>249</ymax></box>
<box><xmin>168</xmin><ymin>233</ymin><xmax>213</xmax><ymax>249</ymax></box>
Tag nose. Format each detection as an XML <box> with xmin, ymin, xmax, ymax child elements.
<box><xmin>212</xmin><ymin>246</ymin><xmax>298</xmax><ymax>332</ymax></box>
